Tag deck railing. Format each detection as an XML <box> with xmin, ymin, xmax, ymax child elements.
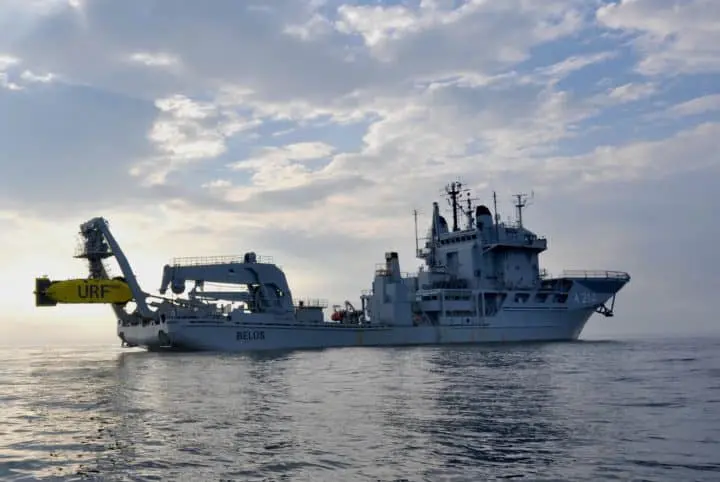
<box><xmin>373</xmin><ymin>264</ymin><xmax>417</xmax><ymax>279</ymax></box>
<box><xmin>294</xmin><ymin>298</ymin><xmax>328</xmax><ymax>309</ymax></box>
<box><xmin>171</xmin><ymin>254</ymin><xmax>274</xmax><ymax>266</ymax></box>
<box><xmin>561</xmin><ymin>270</ymin><xmax>630</xmax><ymax>280</ymax></box>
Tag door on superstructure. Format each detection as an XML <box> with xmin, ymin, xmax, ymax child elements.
<box><xmin>446</xmin><ymin>251</ymin><xmax>459</xmax><ymax>275</ymax></box>
<box><xmin>482</xmin><ymin>292</ymin><xmax>506</xmax><ymax>316</ymax></box>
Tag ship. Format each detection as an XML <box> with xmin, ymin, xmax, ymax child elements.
<box><xmin>35</xmin><ymin>181</ymin><xmax>630</xmax><ymax>352</ymax></box>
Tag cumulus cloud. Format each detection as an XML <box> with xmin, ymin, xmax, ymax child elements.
<box><xmin>0</xmin><ymin>0</ymin><xmax>718</xmax><ymax>339</ymax></box>
<box><xmin>20</xmin><ymin>70</ymin><xmax>56</xmax><ymax>83</ymax></box>
<box><xmin>0</xmin><ymin>55</ymin><xmax>22</xmax><ymax>90</ymax></box>
<box><xmin>0</xmin><ymin>82</ymin><xmax>157</xmax><ymax>213</ymax></box>
<box><xmin>662</xmin><ymin>94</ymin><xmax>720</xmax><ymax>118</ymax></box>
<box><xmin>541</xmin><ymin>122</ymin><xmax>720</xmax><ymax>185</ymax></box>
<box><xmin>0</xmin><ymin>54</ymin><xmax>20</xmax><ymax>70</ymax></box>
<box><xmin>535</xmin><ymin>51</ymin><xmax>617</xmax><ymax>83</ymax></box>
<box><xmin>597</xmin><ymin>0</ymin><xmax>720</xmax><ymax>75</ymax></box>
<box><xmin>606</xmin><ymin>82</ymin><xmax>657</xmax><ymax>103</ymax></box>
<box><xmin>129</xmin><ymin>94</ymin><xmax>261</xmax><ymax>185</ymax></box>
<box><xmin>128</xmin><ymin>52</ymin><xmax>181</xmax><ymax>68</ymax></box>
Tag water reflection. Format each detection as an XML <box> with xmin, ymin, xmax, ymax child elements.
<box><xmin>359</xmin><ymin>344</ymin><xmax>569</xmax><ymax>480</ymax></box>
<box><xmin>99</xmin><ymin>349</ymin><xmax>305</xmax><ymax>480</ymax></box>
<box><xmin>424</xmin><ymin>346</ymin><xmax>568</xmax><ymax>479</ymax></box>
<box><xmin>107</xmin><ymin>345</ymin><xmax>581</xmax><ymax>480</ymax></box>
<box><xmin>0</xmin><ymin>346</ymin><xmax>129</xmax><ymax>479</ymax></box>
<box><xmin>3</xmin><ymin>339</ymin><xmax>718</xmax><ymax>481</ymax></box>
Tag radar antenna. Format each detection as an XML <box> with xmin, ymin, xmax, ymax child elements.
<box><xmin>444</xmin><ymin>181</ymin><xmax>469</xmax><ymax>232</ymax></box>
<box><xmin>512</xmin><ymin>191</ymin><xmax>534</xmax><ymax>228</ymax></box>
<box><xmin>464</xmin><ymin>192</ymin><xmax>482</xmax><ymax>230</ymax></box>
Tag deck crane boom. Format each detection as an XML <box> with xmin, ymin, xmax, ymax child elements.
<box><xmin>75</xmin><ymin>217</ymin><xmax>155</xmax><ymax>319</ymax></box>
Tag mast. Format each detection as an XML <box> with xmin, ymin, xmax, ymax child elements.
<box><xmin>512</xmin><ymin>193</ymin><xmax>531</xmax><ymax>228</ymax></box>
<box><xmin>413</xmin><ymin>209</ymin><xmax>419</xmax><ymax>257</ymax></box>
<box><xmin>445</xmin><ymin>181</ymin><xmax>468</xmax><ymax>232</ymax></box>
<box><xmin>493</xmin><ymin>191</ymin><xmax>499</xmax><ymax>224</ymax></box>
<box><xmin>77</xmin><ymin>217</ymin><xmax>154</xmax><ymax>319</ymax></box>
<box><xmin>493</xmin><ymin>191</ymin><xmax>500</xmax><ymax>239</ymax></box>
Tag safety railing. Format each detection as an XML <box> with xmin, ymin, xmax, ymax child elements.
<box><xmin>373</xmin><ymin>265</ymin><xmax>417</xmax><ymax>279</ymax></box>
<box><xmin>561</xmin><ymin>270</ymin><xmax>630</xmax><ymax>280</ymax></box>
<box><xmin>294</xmin><ymin>298</ymin><xmax>328</xmax><ymax>308</ymax></box>
<box><xmin>171</xmin><ymin>254</ymin><xmax>274</xmax><ymax>266</ymax></box>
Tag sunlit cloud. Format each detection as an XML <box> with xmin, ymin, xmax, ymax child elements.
<box><xmin>1</xmin><ymin>0</ymin><xmax>719</xmax><ymax>343</ymax></box>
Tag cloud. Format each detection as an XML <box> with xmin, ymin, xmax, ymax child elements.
<box><xmin>0</xmin><ymin>54</ymin><xmax>20</xmax><ymax>70</ymax></box>
<box><xmin>130</xmin><ymin>94</ymin><xmax>258</xmax><ymax>185</ymax></box>
<box><xmin>232</xmin><ymin>141</ymin><xmax>336</xmax><ymax>170</ymax></box>
<box><xmin>597</xmin><ymin>0</ymin><xmax>720</xmax><ymax>75</ymax></box>
<box><xmin>0</xmin><ymin>55</ymin><xmax>23</xmax><ymax>90</ymax></box>
<box><xmin>0</xmin><ymin>54</ymin><xmax>59</xmax><ymax>90</ymax></box>
<box><xmin>213</xmin><ymin>141</ymin><xmax>378</xmax><ymax>213</ymax></box>
<box><xmin>533</xmin><ymin>51</ymin><xmax>617</xmax><ymax>83</ymax></box>
<box><xmin>2</xmin><ymin>0</ymin><xmax>603</xmax><ymax>197</ymax></box>
<box><xmin>661</xmin><ymin>94</ymin><xmax>720</xmax><ymax>118</ymax></box>
<box><xmin>6</xmin><ymin>0</ymin><xmax>593</xmax><ymax>103</ymax></box>
<box><xmin>128</xmin><ymin>52</ymin><xmax>181</xmax><ymax>68</ymax></box>
<box><xmin>20</xmin><ymin>69</ymin><xmax>56</xmax><ymax>83</ymax></box>
<box><xmin>541</xmin><ymin>121</ymin><xmax>720</xmax><ymax>185</ymax></box>
<box><xmin>1</xmin><ymin>0</ymin><xmax>719</xmax><ymax>342</ymax></box>
<box><xmin>229</xmin><ymin>141</ymin><xmax>335</xmax><ymax>188</ymax></box>
<box><xmin>336</xmin><ymin>1</ymin><xmax>585</xmax><ymax>65</ymax></box>
<box><xmin>606</xmin><ymin>82</ymin><xmax>656</xmax><ymax>102</ymax></box>
<box><xmin>0</xmin><ymin>82</ymin><xmax>158</xmax><ymax>213</ymax></box>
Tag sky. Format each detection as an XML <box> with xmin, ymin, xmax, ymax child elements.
<box><xmin>0</xmin><ymin>0</ymin><xmax>719</xmax><ymax>345</ymax></box>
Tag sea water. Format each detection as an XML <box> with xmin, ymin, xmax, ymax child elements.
<box><xmin>1</xmin><ymin>336</ymin><xmax>719</xmax><ymax>481</ymax></box>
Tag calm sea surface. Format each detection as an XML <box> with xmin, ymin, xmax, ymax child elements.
<box><xmin>1</xmin><ymin>336</ymin><xmax>719</xmax><ymax>481</ymax></box>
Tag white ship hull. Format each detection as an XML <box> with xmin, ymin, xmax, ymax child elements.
<box><xmin>118</xmin><ymin>308</ymin><xmax>596</xmax><ymax>353</ymax></box>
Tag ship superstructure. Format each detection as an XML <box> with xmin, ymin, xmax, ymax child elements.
<box><xmin>34</xmin><ymin>182</ymin><xmax>630</xmax><ymax>352</ymax></box>
<box><xmin>363</xmin><ymin>183</ymin><xmax>628</xmax><ymax>328</ymax></box>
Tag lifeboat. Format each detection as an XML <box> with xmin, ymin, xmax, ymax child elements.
<box><xmin>35</xmin><ymin>277</ymin><xmax>133</xmax><ymax>306</ymax></box>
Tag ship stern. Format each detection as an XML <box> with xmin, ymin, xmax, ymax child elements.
<box><xmin>117</xmin><ymin>319</ymin><xmax>173</xmax><ymax>350</ymax></box>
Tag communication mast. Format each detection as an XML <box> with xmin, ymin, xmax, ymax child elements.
<box><xmin>413</xmin><ymin>209</ymin><xmax>420</xmax><ymax>257</ymax></box>
<box><xmin>445</xmin><ymin>181</ymin><xmax>469</xmax><ymax>232</ymax></box>
<box><xmin>512</xmin><ymin>192</ymin><xmax>534</xmax><ymax>228</ymax></box>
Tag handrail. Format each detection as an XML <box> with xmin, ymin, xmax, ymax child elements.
<box><xmin>171</xmin><ymin>254</ymin><xmax>274</xmax><ymax>266</ymax></box>
<box><xmin>561</xmin><ymin>270</ymin><xmax>630</xmax><ymax>280</ymax></box>
<box><xmin>374</xmin><ymin>269</ymin><xmax>417</xmax><ymax>278</ymax></box>
<box><xmin>294</xmin><ymin>297</ymin><xmax>328</xmax><ymax>308</ymax></box>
